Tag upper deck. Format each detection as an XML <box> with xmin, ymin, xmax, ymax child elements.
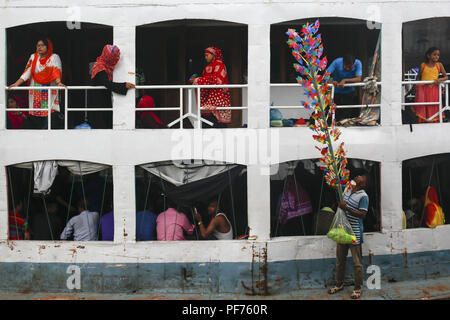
<box><xmin>0</xmin><ymin>0</ymin><xmax>449</xmax><ymax>296</ymax></box>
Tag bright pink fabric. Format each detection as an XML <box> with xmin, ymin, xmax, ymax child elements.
<box><xmin>156</xmin><ymin>208</ymin><xmax>195</xmax><ymax>241</ymax></box>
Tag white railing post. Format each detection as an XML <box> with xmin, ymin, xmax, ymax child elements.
<box><xmin>439</xmin><ymin>83</ymin><xmax>443</xmax><ymax>123</ymax></box>
<box><xmin>331</xmin><ymin>84</ymin><xmax>336</xmax><ymax>124</ymax></box>
<box><xmin>64</xmin><ymin>87</ymin><xmax>68</xmax><ymax>130</ymax></box>
<box><xmin>179</xmin><ymin>87</ymin><xmax>183</xmax><ymax>129</ymax></box>
<box><xmin>197</xmin><ymin>87</ymin><xmax>201</xmax><ymax>129</ymax></box>
<box><xmin>47</xmin><ymin>88</ymin><xmax>51</xmax><ymax>130</ymax></box>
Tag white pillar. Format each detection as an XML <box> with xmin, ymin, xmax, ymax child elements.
<box><xmin>247</xmin><ymin>165</ymin><xmax>271</xmax><ymax>240</ymax></box>
<box><xmin>0</xmin><ymin>166</ymin><xmax>8</xmax><ymax>240</ymax></box>
<box><xmin>0</xmin><ymin>27</ymin><xmax>6</xmax><ymax>130</ymax></box>
<box><xmin>247</xmin><ymin>23</ymin><xmax>270</xmax><ymax>129</ymax></box>
<box><xmin>380</xmin><ymin>11</ymin><xmax>403</xmax><ymax>126</ymax></box>
<box><xmin>380</xmin><ymin>161</ymin><xmax>403</xmax><ymax>232</ymax></box>
<box><xmin>112</xmin><ymin>26</ymin><xmax>135</xmax><ymax>130</ymax></box>
<box><xmin>113</xmin><ymin>165</ymin><xmax>136</xmax><ymax>243</ymax></box>
<box><xmin>246</xmin><ymin>23</ymin><xmax>271</xmax><ymax>240</ymax></box>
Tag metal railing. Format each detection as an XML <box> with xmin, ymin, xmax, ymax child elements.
<box><xmin>401</xmin><ymin>79</ymin><xmax>450</xmax><ymax>123</ymax></box>
<box><xmin>135</xmin><ymin>84</ymin><xmax>248</xmax><ymax>129</ymax></box>
<box><xmin>5</xmin><ymin>86</ymin><xmax>108</xmax><ymax>130</ymax></box>
<box><xmin>270</xmin><ymin>82</ymin><xmax>381</xmax><ymax>123</ymax></box>
<box><xmin>6</xmin><ymin>84</ymin><xmax>248</xmax><ymax>129</ymax></box>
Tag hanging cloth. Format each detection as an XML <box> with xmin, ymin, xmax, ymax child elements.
<box><xmin>33</xmin><ymin>160</ymin><xmax>58</xmax><ymax>195</ymax></box>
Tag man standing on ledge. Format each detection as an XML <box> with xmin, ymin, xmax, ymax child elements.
<box><xmin>328</xmin><ymin>174</ymin><xmax>369</xmax><ymax>299</ymax></box>
<box><xmin>327</xmin><ymin>54</ymin><xmax>363</xmax><ymax>121</ymax></box>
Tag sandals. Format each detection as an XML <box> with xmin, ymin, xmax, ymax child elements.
<box><xmin>351</xmin><ymin>289</ymin><xmax>362</xmax><ymax>299</ymax></box>
<box><xmin>328</xmin><ymin>284</ymin><xmax>344</xmax><ymax>294</ymax></box>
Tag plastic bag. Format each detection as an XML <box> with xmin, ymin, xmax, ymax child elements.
<box><xmin>327</xmin><ymin>207</ymin><xmax>357</xmax><ymax>244</ymax></box>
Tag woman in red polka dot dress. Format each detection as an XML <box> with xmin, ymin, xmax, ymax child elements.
<box><xmin>192</xmin><ymin>47</ymin><xmax>231</xmax><ymax>128</ymax></box>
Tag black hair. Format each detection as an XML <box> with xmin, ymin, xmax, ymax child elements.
<box><xmin>424</xmin><ymin>47</ymin><xmax>440</xmax><ymax>62</ymax></box>
<box><xmin>77</xmin><ymin>198</ymin><xmax>89</xmax><ymax>211</ymax></box>
<box><xmin>343</xmin><ymin>54</ymin><xmax>355</xmax><ymax>66</ymax></box>
<box><xmin>36</xmin><ymin>37</ymin><xmax>50</xmax><ymax>48</ymax></box>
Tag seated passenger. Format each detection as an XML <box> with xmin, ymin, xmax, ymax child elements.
<box><xmin>7</xmin><ymin>94</ymin><xmax>28</xmax><ymax>129</ymax></box>
<box><xmin>89</xmin><ymin>44</ymin><xmax>135</xmax><ymax>129</ymax></box>
<box><xmin>9</xmin><ymin>199</ymin><xmax>30</xmax><ymax>240</ymax></box>
<box><xmin>191</xmin><ymin>47</ymin><xmax>231</xmax><ymax>128</ymax></box>
<box><xmin>327</xmin><ymin>54</ymin><xmax>362</xmax><ymax>122</ymax></box>
<box><xmin>194</xmin><ymin>199</ymin><xmax>233</xmax><ymax>240</ymax></box>
<box><xmin>60</xmin><ymin>199</ymin><xmax>99</xmax><ymax>241</ymax></box>
<box><xmin>136</xmin><ymin>200</ymin><xmax>158</xmax><ymax>241</ymax></box>
<box><xmin>100</xmin><ymin>199</ymin><xmax>114</xmax><ymax>241</ymax></box>
<box><xmin>30</xmin><ymin>200</ymin><xmax>64</xmax><ymax>240</ymax></box>
<box><xmin>156</xmin><ymin>200</ymin><xmax>194</xmax><ymax>241</ymax></box>
<box><xmin>136</xmin><ymin>95</ymin><xmax>165</xmax><ymax>129</ymax></box>
<box><xmin>8</xmin><ymin>37</ymin><xmax>64</xmax><ymax>129</ymax></box>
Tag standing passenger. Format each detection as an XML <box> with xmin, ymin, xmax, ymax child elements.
<box><xmin>89</xmin><ymin>45</ymin><xmax>135</xmax><ymax>128</ymax></box>
<box><xmin>328</xmin><ymin>174</ymin><xmax>369</xmax><ymax>299</ymax></box>
<box><xmin>412</xmin><ymin>47</ymin><xmax>448</xmax><ymax>123</ymax></box>
<box><xmin>191</xmin><ymin>47</ymin><xmax>232</xmax><ymax>128</ymax></box>
<box><xmin>8</xmin><ymin>37</ymin><xmax>65</xmax><ymax>129</ymax></box>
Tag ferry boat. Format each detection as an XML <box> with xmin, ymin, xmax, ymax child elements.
<box><xmin>0</xmin><ymin>0</ymin><xmax>449</xmax><ymax>299</ymax></box>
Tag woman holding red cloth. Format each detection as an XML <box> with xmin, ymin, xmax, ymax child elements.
<box><xmin>192</xmin><ymin>47</ymin><xmax>232</xmax><ymax>128</ymax></box>
<box><xmin>9</xmin><ymin>37</ymin><xmax>65</xmax><ymax>129</ymax></box>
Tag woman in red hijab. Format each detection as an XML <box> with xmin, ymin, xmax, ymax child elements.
<box><xmin>192</xmin><ymin>47</ymin><xmax>232</xmax><ymax>127</ymax></box>
<box><xmin>88</xmin><ymin>44</ymin><xmax>135</xmax><ymax>128</ymax></box>
<box><xmin>136</xmin><ymin>94</ymin><xmax>165</xmax><ymax>129</ymax></box>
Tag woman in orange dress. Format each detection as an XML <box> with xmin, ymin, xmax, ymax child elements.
<box><xmin>413</xmin><ymin>47</ymin><xmax>448</xmax><ymax>123</ymax></box>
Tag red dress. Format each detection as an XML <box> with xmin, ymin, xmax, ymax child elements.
<box><xmin>194</xmin><ymin>47</ymin><xmax>232</xmax><ymax>124</ymax></box>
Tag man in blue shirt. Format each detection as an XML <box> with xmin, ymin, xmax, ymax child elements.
<box><xmin>327</xmin><ymin>54</ymin><xmax>363</xmax><ymax>121</ymax></box>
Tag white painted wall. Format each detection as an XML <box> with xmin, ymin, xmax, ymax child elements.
<box><xmin>0</xmin><ymin>0</ymin><xmax>450</xmax><ymax>265</ymax></box>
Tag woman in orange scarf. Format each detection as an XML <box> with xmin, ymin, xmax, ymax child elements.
<box><xmin>191</xmin><ymin>47</ymin><xmax>232</xmax><ymax>128</ymax></box>
<box><xmin>9</xmin><ymin>37</ymin><xmax>64</xmax><ymax>129</ymax></box>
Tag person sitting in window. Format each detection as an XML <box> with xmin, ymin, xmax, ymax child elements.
<box><xmin>100</xmin><ymin>198</ymin><xmax>114</xmax><ymax>241</ymax></box>
<box><xmin>190</xmin><ymin>47</ymin><xmax>232</xmax><ymax>128</ymax></box>
<box><xmin>7</xmin><ymin>94</ymin><xmax>28</xmax><ymax>129</ymax></box>
<box><xmin>8</xmin><ymin>37</ymin><xmax>65</xmax><ymax>129</ymax></box>
<box><xmin>29</xmin><ymin>200</ymin><xmax>64</xmax><ymax>241</ymax></box>
<box><xmin>156</xmin><ymin>200</ymin><xmax>195</xmax><ymax>241</ymax></box>
<box><xmin>89</xmin><ymin>44</ymin><xmax>135</xmax><ymax>129</ymax></box>
<box><xmin>136</xmin><ymin>197</ymin><xmax>158</xmax><ymax>241</ymax></box>
<box><xmin>60</xmin><ymin>199</ymin><xmax>99</xmax><ymax>241</ymax></box>
<box><xmin>194</xmin><ymin>199</ymin><xmax>233</xmax><ymax>240</ymax></box>
<box><xmin>136</xmin><ymin>95</ymin><xmax>165</xmax><ymax>129</ymax></box>
<box><xmin>9</xmin><ymin>198</ymin><xmax>30</xmax><ymax>240</ymax></box>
